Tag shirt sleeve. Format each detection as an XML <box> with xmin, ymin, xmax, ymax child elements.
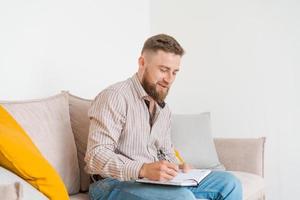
<box><xmin>84</xmin><ymin>89</ymin><xmax>144</xmax><ymax>181</ymax></box>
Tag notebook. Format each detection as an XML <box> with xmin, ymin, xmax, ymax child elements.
<box><xmin>136</xmin><ymin>169</ymin><xmax>211</xmax><ymax>186</ymax></box>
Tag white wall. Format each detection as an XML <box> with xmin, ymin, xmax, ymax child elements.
<box><xmin>151</xmin><ymin>0</ymin><xmax>300</xmax><ymax>199</ymax></box>
<box><xmin>0</xmin><ymin>0</ymin><xmax>150</xmax><ymax>100</ymax></box>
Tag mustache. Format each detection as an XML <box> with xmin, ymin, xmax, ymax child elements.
<box><xmin>157</xmin><ymin>82</ymin><xmax>170</xmax><ymax>89</ymax></box>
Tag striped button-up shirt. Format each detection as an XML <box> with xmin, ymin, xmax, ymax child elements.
<box><xmin>84</xmin><ymin>74</ymin><xmax>178</xmax><ymax>181</ymax></box>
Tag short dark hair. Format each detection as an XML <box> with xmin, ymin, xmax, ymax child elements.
<box><xmin>141</xmin><ymin>34</ymin><xmax>185</xmax><ymax>56</ymax></box>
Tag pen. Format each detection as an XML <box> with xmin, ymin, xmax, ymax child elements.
<box><xmin>158</xmin><ymin>149</ymin><xmax>171</xmax><ymax>162</ymax></box>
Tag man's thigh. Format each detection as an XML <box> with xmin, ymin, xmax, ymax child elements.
<box><xmin>89</xmin><ymin>177</ymin><xmax>195</xmax><ymax>200</ymax></box>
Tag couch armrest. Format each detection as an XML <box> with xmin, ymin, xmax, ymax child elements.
<box><xmin>213</xmin><ymin>137</ymin><xmax>266</xmax><ymax>177</ymax></box>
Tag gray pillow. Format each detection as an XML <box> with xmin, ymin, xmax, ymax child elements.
<box><xmin>171</xmin><ymin>113</ymin><xmax>224</xmax><ymax>170</ymax></box>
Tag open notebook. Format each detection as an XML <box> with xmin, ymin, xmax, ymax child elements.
<box><xmin>136</xmin><ymin>169</ymin><xmax>211</xmax><ymax>186</ymax></box>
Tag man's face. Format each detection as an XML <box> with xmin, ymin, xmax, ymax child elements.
<box><xmin>138</xmin><ymin>50</ymin><xmax>181</xmax><ymax>103</ymax></box>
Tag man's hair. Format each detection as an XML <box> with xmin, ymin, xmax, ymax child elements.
<box><xmin>141</xmin><ymin>34</ymin><xmax>185</xmax><ymax>56</ymax></box>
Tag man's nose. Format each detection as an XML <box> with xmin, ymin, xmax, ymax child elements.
<box><xmin>163</xmin><ymin>72</ymin><xmax>174</xmax><ymax>84</ymax></box>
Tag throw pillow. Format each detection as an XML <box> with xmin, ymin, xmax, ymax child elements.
<box><xmin>171</xmin><ymin>113</ymin><xmax>224</xmax><ymax>169</ymax></box>
<box><xmin>0</xmin><ymin>105</ymin><xmax>69</xmax><ymax>200</ymax></box>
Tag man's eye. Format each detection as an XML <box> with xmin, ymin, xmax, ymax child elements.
<box><xmin>160</xmin><ymin>68</ymin><xmax>167</xmax><ymax>72</ymax></box>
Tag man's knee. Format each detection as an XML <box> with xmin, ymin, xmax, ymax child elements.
<box><xmin>225</xmin><ymin>172</ymin><xmax>242</xmax><ymax>190</ymax></box>
<box><xmin>221</xmin><ymin>172</ymin><xmax>242</xmax><ymax>199</ymax></box>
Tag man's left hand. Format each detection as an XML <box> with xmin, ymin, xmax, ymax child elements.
<box><xmin>179</xmin><ymin>163</ymin><xmax>192</xmax><ymax>173</ymax></box>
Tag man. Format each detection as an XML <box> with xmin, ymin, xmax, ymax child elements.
<box><xmin>85</xmin><ymin>34</ymin><xmax>242</xmax><ymax>200</ymax></box>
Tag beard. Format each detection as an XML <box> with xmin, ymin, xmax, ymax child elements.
<box><xmin>141</xmin><ymin>72</ymin><xmax>169</xmax><ymax>103</ymax></box>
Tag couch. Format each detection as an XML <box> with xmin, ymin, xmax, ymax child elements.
<box><xmin>0</xmin><ymin>92</ymin><xmax>265</xmax><ymax>200</ymax></box>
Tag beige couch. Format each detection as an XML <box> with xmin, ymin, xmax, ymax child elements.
<box><xmin>68</xmin><ymin>138</ymin><xmax>266</xmax><ymax>200</ymax></box>
<box><xmin>0</xmin><ymin>92</ymin><xmax>266</xmax><ymax>200</ymax></box>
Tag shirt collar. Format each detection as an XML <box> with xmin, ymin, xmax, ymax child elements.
<box><xmin>131</xmin><ymin>73</ymin><xmax>166</xmax><ymax>109</ymax></box>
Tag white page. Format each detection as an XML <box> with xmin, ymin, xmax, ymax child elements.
<box><xmin>172</xmin><ymin>169</ymin><xmax>211</xmax><ymax>183</ymax></box>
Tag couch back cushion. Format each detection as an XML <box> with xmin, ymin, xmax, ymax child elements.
<box><xmin>0</xmin><ymin>93</ymin><xmax>80</xmax><ymax>194</ymax></box>
<box><xmin>171</xmin><ymin>113</ymin><xmax>224</xmax><ymax>169</ymax></box>
<box><xmin>0</xmin><ymin>107</ymin><xmax>69</xmax><ymax>200</ymax></box>
<box><xmin>67</xmin><ymin>92</ymin><xmax>92</xmax><ymax>192</ymax></box>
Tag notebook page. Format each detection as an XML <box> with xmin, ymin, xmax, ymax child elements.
<box><xmin>172</xmin><ymin>169</ymin><xmax>211</xmax><ymax>183</ymax></box>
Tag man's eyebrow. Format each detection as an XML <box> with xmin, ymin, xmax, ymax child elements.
<box><xmin>159</xmin><ymin>65</ymin><xmax>169</xmax><ymax>69</ymax></box>
<box><xmin>159</xmin><ymin>65</ymin><xmax>180</xmax><ymax>71</ymax></box>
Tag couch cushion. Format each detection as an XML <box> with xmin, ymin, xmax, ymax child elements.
<box><xmin>0</xmin><ymin>93</ymin><xmax>80</xmax><ymax>194</ymax></box>
<box><xmin>0</xmin><ymin>182</ymin><xmax>22</xmax><ymax>200</ymax></box>
<box><xmin>67</xmin><ymin>92</ymin><xmax>92</xmax><ymax>192</ymax></box>
<box><xmin>171</xmin><ymin>113</ymin><xmax>224</xmax><ymax>169</ymax></box>
<box><xmin>0</xmin><ymin>166</ymin><xmax>48</xmax><ymax>200</ymax></box>
<box><xmin>0</xmin><ymin>106</ymin><xmax>69</xmax><ymax>199</ymax></box>
<box><xmin>230</xmin><ymin>171</ymin><xmax>265</xmax><ymax>200</ymax></box>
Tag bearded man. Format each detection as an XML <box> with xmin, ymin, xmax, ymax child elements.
<box><xmin>85</xmin><ymin>34</ymin><xmax>242</xmax><ymax>200</ymax></box>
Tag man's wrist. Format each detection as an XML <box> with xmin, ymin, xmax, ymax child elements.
<box><xmin>139</xmin><ymin>163</ymin><xmax>146</xmax><ymax>178</ymax></box>
<box><xmin>123</xmin><ymin>161</ymin><xmax>144</xmax><ymax>180</ymax></box>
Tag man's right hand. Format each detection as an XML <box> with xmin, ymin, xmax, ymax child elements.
<box><xmin>139</xmin><ymin>160</ymin><xmax>179</xmax><ymax>181</ymax></box>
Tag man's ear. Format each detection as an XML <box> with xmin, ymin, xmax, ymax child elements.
<box><xmin>138</xmin><ymin>56</ymin><xmax>145</xmax><ymax>70</ymax></box>
<box><xmin>137</xmin><ymin>56</ymin><xmax>146</xmax><ymax>81</ymax></box>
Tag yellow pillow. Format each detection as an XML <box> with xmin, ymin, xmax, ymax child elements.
<box><xmin>0</xmin><ymin>105</ymin><xmax>69</xmax><ymax>200</ymax></box>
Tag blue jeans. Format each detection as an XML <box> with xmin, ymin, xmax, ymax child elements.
<box><xmin>89</xmin><ymin>171</ymin><xmax>242</xmax><ymax>200</ymax></box>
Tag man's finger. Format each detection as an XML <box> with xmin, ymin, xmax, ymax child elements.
<box><xmin>165</xmin><ymin>162</ymin><xmax>179</xmax><ymax>172</ymax></box>
<box><xmin>164</xmin><ymin>167</ymin><xmax>178</xmax><ymax>177</ymax></box>
<box><xmin>160</xmin><ymin>171</ymin><xmax>175</xmax><ymax>181</ymax></box>
<box><xmin>181</xmin><ymin>163</ymin><xmax>192</xmax><ymax>173</ymax></box>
